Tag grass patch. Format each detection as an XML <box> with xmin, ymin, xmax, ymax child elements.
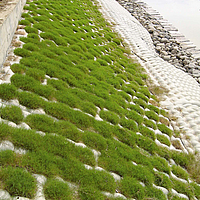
<box><xmin>120</xmin><ymin>117</ymin><xmax>138</xmax><ymax>132</ymax></box>
<box><xmin>25</xmin><ymin>114</ymin><xmax>56</xmax><ymax>133</ymax></box>
<box><xmin>143</xmin><ymin>118</ymin><xmax>157</xmax><ymax>130</ymax></box>
<box><xmin>99</xmin><ymin>110</ymin><xmax>120</xmax><ymax>125</ymax></box>
<box><xmin>0</xmin><ymin>150</ymin><xmax>15</xmax><ymax>166</ymax></box>
<box><xmin>0</xmin><ymin>105</ymin><xmax>23</xmax><ymax>124</ymax></box>
<box><xmin>145</xmin><ymin>110</ymin><xmax>159</xmax><ymax>122</ymax></box>
<box><xmin>171</xmin><ymin>178</ymin><xmax>193</xmax><ymax>199</ymax></box>
<box><xmin>129</xmin><ymin>104</ymin><xmax>144</xmax><ymax>115</ymax></box>
<box><xmin>0</xmin><ymin>166</ymin><xmax>36</xmax><ymax>198</ymax></box>
<box><xmin>152</xmin><ymin>156</ymin><xmax>170</xmax><ymax>174</ymax></box>
<box><xmin>120</xmin><ymin>176</ymin><xmax>145</xmax><ymax>199</ymax></box>
<box><xmin>10</xmin><ymin>63</ymin><xmax>26</xmax><ymax>74</ymax></box>
<box><xmin>82</xmin><ymin>131</ymin><xmax>107</xmax><ymax>151</ymax></box>
<box><xmin>172</xmin><ymin>165</ymin><xmax>189</xmax><ymax>180</ymax></box>
<box><xmin>26</xmin><ymin>68</ymin><xmax>45</xmax><ymax>82</ymax></box>
<box><xmin>44</xmin><ymin>178</ymin><xmax>72</xmax><ymax>200</ymax></box>
<box><xmin>156</xmin><ymin>134</ymin><xmax>171</xmax><ymax>146</ymax></box>
<box><xmin>190</xmin><ymin>182</ymin><xmax>200</xmax><ymax>199</ymax></box>
<box><xmin>157</xmin><ymin>124</ymin><xmax>173</xmax><ymax>137</ymax></box>
<box><xmin>78</xmin><ymin>185</ymin><xmax>104</xmax><ymax>200</ymax></box>
<box><xmin>145</xmin><ymin>186</ymin><xmax>167</xmax><ymax>200</ymax></box>
<box><xmin>126</xmin><ymin>110</ymin><xmax>143</xmax><ymax>125</ymax></box>
<box><xmin>154</xmin><ymin>171</ymin><xmax>172</xmax><ymax>189</ymax></box>
<box><xmin>0</xmin><ymin>83</ymin><xmax>17</xmax><ymax>101</ymax></box>
<box><xmin>18</xmin><ymin>91</ymin><xmax>44</xmax><ymax>109</ymax></box>
<box><xmin>139</xmin><ymin>125</ymin><xmax>156</xmax><ymax>140</ymax></box>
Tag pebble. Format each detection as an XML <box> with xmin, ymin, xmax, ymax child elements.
<box><xmin>0</xmin><ymin>189</ymin><xmax>11</xmax><ymax>200</ymax></box>
<box><xmin>0</xmin><ymin>140</ymin><xmax>14</xmax><ymax>151</ymax></box>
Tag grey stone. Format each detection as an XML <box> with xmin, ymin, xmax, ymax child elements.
<box><xmin>171</xmin><ymin>49</ymin><xmax>177</xmax><ymax>54</ymax></box>
<box><xmin>188</xmin><ymin>63</ymin><xmax>196</xmax><ymax>69</ymax></box>
<box><xmin>153</xmin><ymin>40</ymin><xmax>159</xmax><ymax>46</ymax></box>
<box><xmin>161</xmin><ymin>51</ymin><xmax>168</xmax><ymax>56</ymax></box>
<box><xmin>192</xmin><ymin>69</ymin><xmax>200</xmax><ymax>77</ymax></box>
<box><xmin>173</xmin><ymin>46</ymin><xmax>179</xmax><ymax>51</ymax></box>
<box><xmin>171</xmin><ymin>56</ymin><xmax>176</xmax><ymax>61</ymax></box>
<box><xmin>156</xmin><ymin>43</ymin><xmax>165</xmax><ymax>48</ymax></box>
<box><xmin>180</xmin><ymin>56</ymin><xmax>187</xmax><ymax>60</ymax></box>
<box><xmin>183</xmin><ymin>59</ymin><xmax>190</xmax><ymax>66</ymax></box>
<box><xmin>155</xmin><ymin>46</ymin><xmax>161</xmax><ymax>52</ymax></box>
<box><xmin>160</xmin><ymin>38</ymin><xmax>168</xmax><ymax>43</ymax></box>
<box><xmin>0</xmin><ymin>189</ymin><xmax>11</xmax><ymax>200</ymax></box>
<box><xmin>153</xmin><ymin>31</ymin><xmax>159</xmax><ymax>37</ymax></box>
<box><xmin>163</xmin><ymin>55</ymin><xmax>171</xmax><ymax>61</ymax></box>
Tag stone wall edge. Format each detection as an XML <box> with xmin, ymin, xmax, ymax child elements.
<box><xmin>0</xmin><ymin>0</ymin><xmax>27</xmax><ymax>67</ymax></box>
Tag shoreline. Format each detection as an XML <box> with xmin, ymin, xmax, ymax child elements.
<box><xmin>116</xmin><ymin>0</ymin><xmax>200</xmax><ymax>83</ymax></box>
<box><xmin>98</xmin><ymin>0</ymin><xmax>200</xmax><ymax>153</ymax></box>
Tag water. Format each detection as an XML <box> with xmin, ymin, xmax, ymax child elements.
<box><xmin>143</xmin><ymin>0</ymin><xmax>200</xmax><ymax>49</ymax></box>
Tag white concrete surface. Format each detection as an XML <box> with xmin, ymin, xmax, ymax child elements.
<box><xmin>0</xmin><ymin>0</ymin><xmax>26</xmax><ymax>67</ymax></box>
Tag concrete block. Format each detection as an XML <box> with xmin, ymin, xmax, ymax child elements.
<box><xmin>0</xmin><ymin>0</ymin><xmax>27</xmax><ymax>67</ymax></box>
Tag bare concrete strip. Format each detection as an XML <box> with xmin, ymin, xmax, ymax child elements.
<box><xmin>0</xmin><ymin>0</ymin><xmax>26</xmax><ymax>67</ymax></box>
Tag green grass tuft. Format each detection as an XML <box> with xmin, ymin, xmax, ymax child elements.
<box><xmin>0</xmin><ymin>83</ymin><xmax>17</xmax><ymax>101</ymax></box>
<box><xmin>0</xmin><ymin>150</ymin><xmax>15</xmax><ymax>166</ymax></box>
<box><xmin>0</xmin><ymin>105</ymin><xmax>23</xmax><ymax>124</ymax></box>
<box><xmin>26</xmin><ymin>68</ymin><xmax>45</xmax><ymax>82</ymax></box>
<box><xmin>120</xmin><ymin>176</ymin><xmax>145</xmax><ymax>199</ymax></box>
<box><xmin>157</xmin><ymin>124</ymin><xmax>173</xmax><ymax>137</ymax></box>
<box><xmin>145</xmin><ymin>110</ymin><xmax>159</xmax><ymax>122</ymax></box>
<box><xmin>99</xmin><ymin>110</ymin><xmax>120</xmax><ymax>125</ymax></box>
<box><xmin>44</xmin><ymin>178</ymin><xmax>72</xmax><ymax>200</ymax></box>
<box><xmin>172</xmin><ymin>164</ymin><xmax>189</xmax><ymax>180</ymax></box>
<box><xmin>78</xmin><ymin>185</ymin><xmax>104</xmax><ymax>200</ymax></box>
<box><xmin>0</xmin><ymin>166</ymin><xmax>36</xmax><ymax>198</ymax></box>
<box><xmin>156</xmin><ymin>134</ymin><xmax>171</xmax><ymax>146</ymax></box>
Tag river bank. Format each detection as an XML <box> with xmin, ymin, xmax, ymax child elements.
<box><xmin>143</xmin><ymin>0</ymin><xmax>200</xmax><ymax>50</ymax></box>
<box><xmin>116</xmin><ymin>0</ymin><xmax>200</xmax><ymax>83</ymax></box>
<box><xmin>98</xmin><ymin>0</ymin><xmax>200</xmax><ymax>152</ymax></box>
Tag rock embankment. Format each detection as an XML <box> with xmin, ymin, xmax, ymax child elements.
<box><xmin>116</xmin><ymin>0</ymin><xmax>200</xmax><ymax>83</ymax></box>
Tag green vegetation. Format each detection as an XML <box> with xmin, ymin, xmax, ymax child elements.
<box><xmin>99</xmin><ymin>110</ymin><xmax>120</xmax><ymax>125</ymax></box>
<box><xmin>0</xmin><ymin>83</ymin><xmax>17</xmax><ymax>101</ymax></box>
<box><xmin>120</xmin><ymin>117</ymin><xmax>138</xmax><ymax>132</ymax></box>
<box><xmin>172</xmin><ymin>164</ymin><xmax>189</xmax><ymax>180</ymax></box>
<box><xmin>18</xmin><ymin>91</ymin><xmax>44</xmax><ymax>109</ymax></box>
<box><xmin>156</xmin><ymin>134</ymin><xmax>171</xmax><ymax>146</ymax></box>
<box><xmin>120</xmin><ymin>177</ymin><xmax>145</xmax><ymax>199</ymax></box>
<box><xmin>157</xmin><ymin>124</ymin><xmax>173</xmax><ymax>137</ymax></box>
<box><xmin>0</xmin><ymin>166</ymin><xmax>36</xmax><ymax>198</ymax></box>
<box><xmin>44</xmin><ymin>178</ymin><xmax>72</xmax><ymax>200</ymax></box>
<box><xmin>79</xmin><ymin>185</ymin><xmax>105</xmax><ymax>200</ymax></box>
<box><xmin>145</xmin><ymin>110</ymin><xmax>159</xmax><ymax>122</ymax></box>
<box><xmin>0</xmin><ymin>150</ymin><xmax>15</xmax><ymax>166</ymax></box>
<box><xmin>10</xmin><ymin>63</ymin><xmax>26</xmax><ymax>74</ymax></box>
<box><xmin>139</xmin><ymin>125</ymin><xmax>156</xmax><ymax>140</ymax></box>
<box><xmin>154</xmin><ymin>171</ymin><xmax>172</xmax><ymax>189</ymax></box>
<box><xmin>0</xmin><ymin>105</ymin><xmax>23</xmax><ymax>124</ymax></box>
<box><xmin>0</xmin><ymin>0</ymin><xmax>199</xmax><ymax>199</ymax></box>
